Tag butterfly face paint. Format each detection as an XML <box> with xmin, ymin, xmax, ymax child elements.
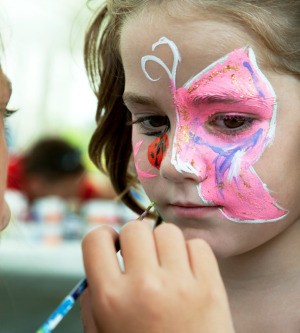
<box><xmin>140</xmin><ymin>37</ymin><xmax>287</xmax><ymax>223</ymax></box>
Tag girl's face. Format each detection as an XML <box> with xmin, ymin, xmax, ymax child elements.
<box><xmin>0</xmin><ymin>68</ymin><xmax>11</xmax><ymax>231</ymax></box>
<box><xmin>120</xmin><ymin>10</ymin><xmax>300</xmax><ymax>257</ymax></box>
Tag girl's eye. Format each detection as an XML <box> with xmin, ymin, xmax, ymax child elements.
<box><xmin>4</xmin><ymin>109</ymin><xmax>16</xmax><ymax>118</ymax></box>
<box><xmin>131</xmin><ymin>115</ymin><xmax>170</xmax><ymax>136</ymax></box>
<box><xmin>207</xmin><ymin>114</ymin><xmax>255</xmax><ymax>134</ymax></box>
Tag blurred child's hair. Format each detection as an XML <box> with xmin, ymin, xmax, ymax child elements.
<box><xmin>24</xmin><ymin>137</ymin><xmax>84</xmax><ymax>181</ymax></box>
<box><xmin>85</xmin><ymin>0</ymin><xmax>300</xmax><ymax>215</ymax></box>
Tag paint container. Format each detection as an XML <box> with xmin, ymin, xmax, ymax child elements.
<box><xmin>81</xmin><ymin>200</ymin><xmax>123</xmax><ymax>231</ymax></box>
<box><xmin>31</xmin><ymin>196</ymin><xmax>66</xmax><ymax>244</ymax></box>
<box><xmin>63</xmin><ymin>212</ymin><xmax>84</xmax><ymax>240</ymax></box>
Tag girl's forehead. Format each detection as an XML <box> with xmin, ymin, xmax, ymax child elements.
<box><xmin>121</xmin><ymin>8</ymin><xmax>256</xmax><ymax>51</ymax></box>
<box><xmin>120</xmin><ymin>12</ymin><xmax>266</xmax><ymax>84</ymax></box>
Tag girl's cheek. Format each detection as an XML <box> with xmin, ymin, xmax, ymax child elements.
<box><xmin>133</xmin><ymin>138</ymin><xmax>159</xmax><ymax>182</ymax></box>
<box><xmin>148</xmin><ymin>134</ymin><xmax>169</xmax><ymax>169</ymax></box>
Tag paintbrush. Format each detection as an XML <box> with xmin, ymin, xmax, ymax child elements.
<box><xmin>35</xmin><ymin>201</ymin><xmax>155</xmax><ymax>333</ymax></box>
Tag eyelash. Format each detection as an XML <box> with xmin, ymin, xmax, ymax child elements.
<box><xmin>129</xmin><ymin>115</ymin><xmax>170</xmax><ymax>136</ymax></box>
<box><xmin>4</xmin><ymin>108</ymin><xmax>16</xmax><ymax>118</ymax></box>
<box><xmin>129</xmin><ymin>113</ymin><xmax>256</xmax><ymax>137</ymax></box>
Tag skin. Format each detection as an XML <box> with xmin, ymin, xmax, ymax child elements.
<box><xmin>82</xmin><ymin>6</ymin><xmax>300</xmax><ymax>333</ymax></box>
<box><xmin>0</xmin><ymin>67</ymin><xmax>11</xmax><ymax>231</ymax></box>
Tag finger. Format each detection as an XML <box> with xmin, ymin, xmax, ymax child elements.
<box><xmin>186</xmin><ymin>238</ymin><xmax>223</xmax><ymax>284</ymax></box>
<box><xmin>154</xmin><ymin>223</ymin><xmax>190</xmax><ymax>273</ymax></box>
<box><xmin>120</xmin><ymin>220</ymin><xmax>159</xmax><ymax>273</ymax></box>
<box><xmin>82</xmin><ymin>225</ymin><xmax>121</xmax><ymax>291</ymax></box>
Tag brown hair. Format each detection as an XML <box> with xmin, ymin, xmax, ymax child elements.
<box><xmin>24</xmin><ymin>137</ymin><xmax>84</xmax><ymax>181</ymax></box>
<box><xmin>84</xmin><ymin>0</ymin><xmax>300</xmax><ymax>216</ymax></box>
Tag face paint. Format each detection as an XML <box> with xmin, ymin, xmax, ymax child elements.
<box><xmin>148</xmin><ymin>134</ymin><xmax>169</xmax><ymax>169</ymax></box>
<box><xmin>140</xmin><ymin>37</ymin><xmax>287</xmax><ymax>223</ymax></box>
<box><xmin>134</xmin><ymin>140</ymin><xmax>157</xmax><ymax>180</ymax></box>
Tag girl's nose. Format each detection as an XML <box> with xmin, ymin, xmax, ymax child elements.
<box><xmin>159</xmin><ymin>143</ymin><xmax>208</xmax><ymax>184</ymax></box>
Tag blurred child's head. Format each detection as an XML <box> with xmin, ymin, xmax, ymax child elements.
<box><xmin>23</xmin><ymin>137</ymin><xmax>85</xmax><ymax>201</ymax></box>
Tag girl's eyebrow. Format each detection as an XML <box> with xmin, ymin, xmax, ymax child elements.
<box><xmin>193</xmin><ymin>95</ymin><xmax>238</xmax><ymax>104</ymax></box>
<box><xmin>191</xmin><ymin>94</ymin><xmax>261</xmax><ymax>105</ymax></box>
<box><xmin>123</xmin><ymin>92</ymin><xmax>160</xmax><ymax>108</ymax></box>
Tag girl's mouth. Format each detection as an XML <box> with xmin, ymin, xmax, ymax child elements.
<box><xmin>170</xmin><ymin>203</ymin><xmax>221</xmax><ymax>218</ymax></box>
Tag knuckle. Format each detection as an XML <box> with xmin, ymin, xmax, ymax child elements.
<box><xmin>81</xmin><ymin>225</ymin><xmax>115</xmax><ymax>250</ymax></box>
<box><xmin>134</xmin><ymin>274</ymin><xmax>168</xmax><ymax>306</ymax></box>
<box><xmin>202</xmin><ymin>285</ymin><xmax>225</xmax><ymax>308</ymax></box>
<box><xmin>155</xmin><ymin>222</ymin><xmax>183</xmax><ymax>238</ymax></box>
<box><xmin>136</xmin><ymin>274</ymin><xmax>161</xmax><ymax>296</ymax></box>
<box><xmin>120</xmin><ymin>219</ymin><xmax>150</xmax><ymax>236</ymax></box>
<box><xmin>133</xmin><ymin>275</ymin><xmax>168</xmax><ymax>318</ymax></box>
<box><xmin>188</xmin><ymin>238</ymin><xmax>214</xmax><ymax>255</ymax></box>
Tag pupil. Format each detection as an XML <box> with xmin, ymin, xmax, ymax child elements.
<box><xmin>224</xmin><ymin>116</ymin><xmax>244</xmax><ymax>129</ymax></box>
<box><xmin>150</xmin><ymin>116</ymin><xmax>167</xmax><ymax>127</ymax></box>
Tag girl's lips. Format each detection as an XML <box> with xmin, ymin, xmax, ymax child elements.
<box><xmin>170</xmin><ymin>204</ymin><xmax>221</xmax><ymax>218</ymax></box>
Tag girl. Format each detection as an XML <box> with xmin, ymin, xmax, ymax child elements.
<box><xmin>81</xmin><ymin>1</ymin><xmax>300</xmax><ymax>332</ymax></box>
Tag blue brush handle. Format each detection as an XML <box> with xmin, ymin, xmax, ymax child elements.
<box><xmin>35</xmin><ymin>240</ymin><xmax>121</xmax><ymax>333</ymax></box>
<box><xmin>35</xmin><ymin>278</ymin><xmax>87</xmax><ymax>333</ymax></box>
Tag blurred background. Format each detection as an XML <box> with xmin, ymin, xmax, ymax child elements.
<box><xmin>1</xmin><ymin>0</ymin><xmax>98</xmax><ymax>150</ymax></box>
<box><xmin>0</xmin><ymin>1</ymin><xmax>146</xmax><ymax>332</ymax></box>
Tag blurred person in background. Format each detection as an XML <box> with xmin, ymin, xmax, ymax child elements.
<box><xmin>0</xmin><ymin>65</ymin><xmax>12</xmax><ymax>232</ymax></box>
<box><xmin>7</xmin><ymin>137</ymin><xmax>116</xmax><ymax>205</ymax></box>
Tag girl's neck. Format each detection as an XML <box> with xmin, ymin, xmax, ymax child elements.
<box><xmin>218</xmin><ymin>220</ymin><xmax>300</xmax><ymax>288</ymax></box>
<box><xmin>218</xmin><ymin>221</ymin><xmax>300</xmax><ymax>332</ymax></box>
